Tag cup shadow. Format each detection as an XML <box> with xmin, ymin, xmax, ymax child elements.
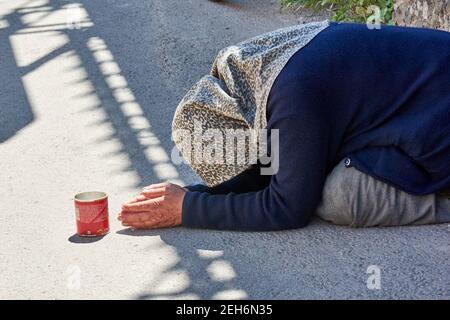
<box><xmin>68</xmin><ymin>233</ymin><xmax>107</xmax><ymax>244</ymax></box>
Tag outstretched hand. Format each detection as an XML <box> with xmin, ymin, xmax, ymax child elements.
<box><xmin>118</xmin><ymin>182</ymin><xmax>187</xmax><ymax>229</ymax></box>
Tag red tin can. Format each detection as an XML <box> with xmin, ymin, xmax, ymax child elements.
<box><xmin>74</xmin><ymin>191</ymin><xmax>109</xmax><ymax>237</ymax></box>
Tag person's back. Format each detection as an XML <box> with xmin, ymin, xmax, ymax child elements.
<box><xmin>269</xmin><ymin>22</ymin><xmax>450</xmax><ymax>195</ymax></box>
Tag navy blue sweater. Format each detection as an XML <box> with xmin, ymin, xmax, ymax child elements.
<box><xmin>182</xmin><ymin>22</ymin><xmax>450</xmax><ymax>231</ymax></box>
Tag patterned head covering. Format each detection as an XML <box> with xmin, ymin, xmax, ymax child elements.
<box><xmin>172</xmin><ymin>20</ymin><xmax>330</xmax><ymax>186</ymax></box>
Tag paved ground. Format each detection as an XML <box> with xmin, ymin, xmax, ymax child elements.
<box><xmin>0</xmin><ymin>0</ymin><xmax>449</xmax><ymax>299</ymax></box>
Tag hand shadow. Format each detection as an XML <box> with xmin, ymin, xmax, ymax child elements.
<box><xmin>116</xmin><ymin>227</ymin><xmax>230</xmax><ymax>251</ymax></box>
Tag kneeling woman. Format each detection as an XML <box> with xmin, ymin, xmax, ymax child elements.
<box><xmin>119</xmin><ymin>21</ymin><xmax>450</xmax><ymax>230</ymax></box>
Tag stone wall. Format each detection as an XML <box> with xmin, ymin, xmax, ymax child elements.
<box><xmin>394</xmin><ymin>0</ymin><xmax>449</xmax><ymax>31</ymax></box>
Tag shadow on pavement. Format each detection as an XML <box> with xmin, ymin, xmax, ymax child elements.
<box><xmin>116</xmin><ymin>221</ymin><xmax>450</xmax><ymax>299</ymax></box>
<box><xmin>115</xmin><ymin>223</ymin><xmax>352</xmax><ymax>300</ymax></box>
<box><xmin>0</xmin><ymin>2</ymin><xmax>35</xmax><ymax>142</ymax></box>
<box><xmin>0</xmin><ymin>0</ymin><xmax>193</xmax><ymax>188</ymax></box>
<box><xmin>68</xmin><ymin>233</ymin><xmax>107</xmax><ymax>244</ymax></box>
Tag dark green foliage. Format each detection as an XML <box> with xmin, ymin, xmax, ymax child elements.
<box><xmin>282</xmin><ymin>0</ymin><xmax>394</xmax><ymax>24</ymax></box>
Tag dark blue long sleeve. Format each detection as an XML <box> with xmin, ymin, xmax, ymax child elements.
<box><xmin>186</xmin><ymin>162</ymin><xmax>271</xmax><ymax>195</ymax></box>
<box><xmin>183</xmin><ymin>110</ymin><xmax>330</xmax><ymax>230</ymax></box>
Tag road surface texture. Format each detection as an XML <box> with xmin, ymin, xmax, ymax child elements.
<box><xmin>1</xmin><ymin>0</ymin><xmax>449</xmax><ymax>299</ymax></box>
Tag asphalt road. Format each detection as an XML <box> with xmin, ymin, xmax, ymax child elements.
<box><xmin>1</xmin><ymin>0</ymin><xmax>449</xmax><ymax>299</ymax></box>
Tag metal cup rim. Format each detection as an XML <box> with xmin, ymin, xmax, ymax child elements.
<box><xmin>74</xmin><ymin>191</ymin><xmax>108</xmax><ymax>202</ymax></box>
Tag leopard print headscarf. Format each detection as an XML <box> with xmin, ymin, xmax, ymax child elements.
<box><xmin>172</xmin><ymin>20</ymin><xmax>330</xmax><ymax>186</ymax></box>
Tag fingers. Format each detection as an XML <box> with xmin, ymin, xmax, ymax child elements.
<box><xmin>139</xmin><ymin>182</ymin><xmax>170</xmax><ymax>199</ymax></box>
<box><xmin>128</xmin><ymin>222</ymin><xmax>147</xmax><ymax>228</ymax></box>
<box><xmin>119</xmin><ymin>211</ymin><xmax>164</xmax><ymax>229</ymax></box>
<box><xmin>121</xmin><ymin>184</ymin><xmax>167</xmax><ymax>209</ymax></box>
<box><xmin>120</xmin><ymin>212</ymin><xmax>149</xmax><ymax>224</ymax></box>
<box><xmin>121</xmin><ymin>197</ymin><xmax>163</xmax><ymax>212</ymax></box>
<box><xmin>141</xmin><ymin>187</ymin><xmax>166</xmax><ymax>199</ymax></box>
<box><xmin>123</xmin><ymin>195</ymin><xmax>147</xmax><ymax>205</ymax></box>
<box><xmin>143</xmin><ymin>182</ymin><xmax>169</xmax><ymax>190</ymax></box>
<box><xmin>118</xmin><ymin>195</ymin><xmax>148</xmax><ymax>220</ymax></box>
<box><xmin>119</xmin><ymin>212</ymin><xmax>141</xmax><ymax>223</ymax></box>
<box><xmin>118</xmin><ymin>193</ymin><xmax>163</xmax><ymax>226</ymax></box>
<box><xmin>118</xmin><ymin>182</ymin><xmax>182</xmax><ymax>230</ymax></box>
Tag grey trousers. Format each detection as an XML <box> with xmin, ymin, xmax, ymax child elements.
<box><xmin>315</xmin><ymin>159</ymin><xmax>450</xmax><ymax>227</ymax></box>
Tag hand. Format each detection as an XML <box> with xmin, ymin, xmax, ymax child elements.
<box><xmin>118</xmin><ymin>182</ymin><xmax>187</xmax><ymax>229</ymax></box>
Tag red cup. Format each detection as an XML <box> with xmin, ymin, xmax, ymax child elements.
<box><xmin>74</xmin><ymin>191</ymin><xmax>109</xmax><ymax>237</ymax></box>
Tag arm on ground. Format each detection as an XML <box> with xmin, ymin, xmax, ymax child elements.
<box><xmin>182</xmin><ymin>112</ymin><xmax>330</xmax><ymax>231</ymax></box>
<box><xmin>185</xmin><ymin>161</ymin><xmax>271</xmax><ymax>194</ymax></box>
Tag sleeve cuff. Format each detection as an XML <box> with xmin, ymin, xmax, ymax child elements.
<box><xmin>181</xmin><ymin>190</ymin><xmax>203</xmax><ymax>228</ymax></box>
<box><xmin>184</xmin><ymin>184</ymin><xmax>210</xmax><ymax>193</ymax></box>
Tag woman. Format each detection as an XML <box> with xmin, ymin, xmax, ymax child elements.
<box><xmin>118</xmin><ymin>21</ymin><xmax>450</xmax><ymax>230</ymax></box>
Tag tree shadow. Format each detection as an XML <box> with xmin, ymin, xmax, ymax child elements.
<box><xmin>1</xmin><ymin>0</ymin><xmax>323</xmax><ymax>184</ymax></box>
<box><xmin>115</xmin><ymin>221</ymin><xmax>350</xmax><ymax>300</ymax></box>
<box><xmin>0</xmin><ymin>1</ymin><xmax>35</xmax><ymax>142</ymax></box>
<box><xmin>116</xmin><ymin>221</ymin><xmax>450</xmax><ymax>299</ymax></box>
<box><xmin>0</xmin><ymin>0</ymin><xmax>197</xmax><ymax>188</ymax></box>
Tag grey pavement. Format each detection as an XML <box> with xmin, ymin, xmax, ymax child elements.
<box><xmin>0</xmin><ymin>0</ymin><xmax>449</xmax><ymax>299</ymax></box>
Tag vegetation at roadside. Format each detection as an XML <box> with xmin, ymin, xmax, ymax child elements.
<box><xmin>282</xmin><ymin>0</ymin><xmax>394</xmax><ymax>24</ymax></box>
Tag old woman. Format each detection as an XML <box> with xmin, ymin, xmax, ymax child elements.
<box><xmin>118</xmin><ymin>21</ymin><xmax>450</xmax><ymax>230</ymax></box>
